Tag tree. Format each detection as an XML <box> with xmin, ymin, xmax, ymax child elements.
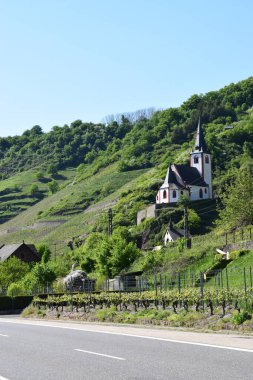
<box><xmin>36</xmin><ymin>171</ymin><xmax>44</xmax><ymax>180</ymax></box>
<box><xmin>178</xmin><ymin>194</ymin><xmax>190</xmax><ymax>208</ymax></box>
<box><xmin>7</xmin><ymin>283</ymin><xmax>25</xmax><ymax>297</ymax></box>
<box><xmin>0</xmin><ymin>257</ymin><xmax>30</xmax><ymax>288</ymax></box>
<box><xmin>110</xmin><ymin>240</ymin><xmax>139</xmax><ymax>277</ymax></box>
<box><xmin>30</xmin><ymin>125</ymin><xmax>43</xmax><ymax>136</ymax></box>
<box><xmin>48</xmin><ymin>180</ymin><xmax>59</xmax><ymax>194</ymax></box>
<box><xmin>81</xmin><ymin>257</ymin><xmax>96</xmax><ymax>273</ymax></box>
<box><xmin>94</xmin><ymin>227</ymin><xmax>140</xmax><ymax>277</ymax></box>
<box><xmin>36</xmin><ymin>244</ymin><xmax>51</xmax><ymax>263</ymax></box>
<box><xmin>217</xmin><ymin>167</ymin><xmax>253</xmax><ymax>231</ymax></box>
<box><xmin>31</xmin><ymin>263</ymin><xmax>56</xmax><ymax>287</ymax></box>
<box><xmin>47</xmin><ymin>164</ymin><xmax>58</xmax><ymax>176</ymax></box>
<box><xmin>29</xmin><ymin>184</ymin><xmax>39</xmax><ymax>197</ymax></box>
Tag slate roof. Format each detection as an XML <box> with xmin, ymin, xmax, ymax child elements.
<box><xmin>161</xmin><ymin>164</ymin><xmax>184</xmax><ymax>189</ymax></box>
<box><xmin>165</xmin><ymin>220</ymin><xmax>191</xmax><ymax>241</ymax></box>
<box><xmin>0</xmin><ymin>243</ymin><xmax>39</xmax><ymax>262</ymax></box>
<box><xmin>167</xmin><ymin>228</ymin><xmax>185</xmax><ymax>241</ymax></box>
<box><xmin>194</xmin><ymin>120</ymin><xmax>208</xmax><ymax>152</ymax></box>
<box><xmin>174</xmin><ymin>164</ymin><xmax>208</xmax><ymax>187</ymax></box>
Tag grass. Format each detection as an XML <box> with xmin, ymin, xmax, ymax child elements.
<box><xmin>0</xmin><ymin>168</ymin><xmax>76</xmax><ymax>224</ymax></box>
<box><xmin>206</xmin><ymin>249</ymin><xmax>253</xmax><ymax>289</ymax></box>
<box><xmin>0</xmin><ymin>165</ymin><xmax>150</xmax><ymax>250</ymax></box>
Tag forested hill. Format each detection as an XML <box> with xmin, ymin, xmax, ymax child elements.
<box><xmin>0</xmin><ymin>76</ymin><xmax>253</xmax><ymax>234</ymax></box>
<box><xmin>1</xmin><ymin>76</ymin><xmax>253</xmax><ymax>184</ymax></box>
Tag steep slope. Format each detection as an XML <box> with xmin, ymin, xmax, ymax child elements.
<box><xmin>0</xmin><ymin>164</ymin><xmax>150</xmax><ymax>251</ymax></box>
<box><xmin>0</xmin><ymin>77</ymin><xmax>253</xmax><ymax>264</ymax></box>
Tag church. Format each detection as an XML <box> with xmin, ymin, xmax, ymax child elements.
<box><xmin>156</xmin><ymin>121</ymin><xmax>212</xmax><ymax>205</ymax></box>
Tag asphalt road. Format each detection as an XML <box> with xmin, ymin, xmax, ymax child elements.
<box><xmin>0</xmin><ymin>317</ymin><xmax>253</xmax><ymax>380</ymax></box>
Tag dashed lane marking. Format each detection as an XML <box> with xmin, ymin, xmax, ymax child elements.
<box><xmin>75</xmin><ymin>349</ymin><xmax>126</xmax><ymax>360</ymax></box>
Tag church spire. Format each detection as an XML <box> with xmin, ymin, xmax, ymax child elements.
<box><xmin>194</xmin><ymin>118</ymin><xmax>208</xmax><ymax>152</ymax></box>
<box><xmin>163</xmin><ymin>164</ymin><xmax>176</xmax><ymax>186</ymax></box>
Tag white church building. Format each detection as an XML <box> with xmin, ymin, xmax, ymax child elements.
<box><xmin>156</xmin><ymin>121</ymin><xmax>212</xmax><ymax>205</ymax></box>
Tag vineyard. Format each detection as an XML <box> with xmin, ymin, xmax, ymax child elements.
<box><xmin>33</xmin><ymin>288</ymin><xmax>253</xmax><ymax>319</ymax></box>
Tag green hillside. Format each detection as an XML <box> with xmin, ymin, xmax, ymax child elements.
<box><xmin>0</xmin><ymin>77</ymin><xmax>253</xmax><ymax>290</ymax></box>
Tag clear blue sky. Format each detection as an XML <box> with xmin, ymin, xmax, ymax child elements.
<box><xmin>0</xmin><ymin>0</ymin><xmax>252</xmax><ymax>137</ymax></box>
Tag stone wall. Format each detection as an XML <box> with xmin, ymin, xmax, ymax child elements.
<box><xmin>224</xmin><ymin>240</ymin><xmax>253</xmax><ymax>252</ymax></box>
<box><xmin>137</xmin><ymin>204</ymin><xmax>156</xmax><ymax>225</ymax></box>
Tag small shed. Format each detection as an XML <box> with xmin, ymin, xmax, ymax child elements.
<box><xmin>108</xmin><ymin>271</ymin><xmax>144</xmax><ymax>291</ymax></box>
<box><xmin>164</xmin><ymin>220</ymin><xmax>188</xmax><ymax>245</ymax></box>
<box><xmin>0</xmin><ymin>242</ymin><xmax>40</xmax><ymax>263</ymax></box>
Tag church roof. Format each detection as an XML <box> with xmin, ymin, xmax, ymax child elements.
<box><xmin>193</xmin><ymin>120</ymin><xmax>208</xmax><ymax>152</ymax></box>
<box><xmin>174</xmin><ymin>164</ymin><xmax>208</xmax><ymax>187</ymax></box>
<box><xmin>161</xmin><ymin>164</ymin><xmax>184</xmax><ymax>189</ymax></box>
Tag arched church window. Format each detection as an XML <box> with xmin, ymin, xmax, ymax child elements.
<box><xmin>205</xmin><ymin>155</ymin><xmax>209</xmax><ymax>164</ymax></box>
<box><xmin>194</xmin><ymin>156</ymin><xmax>199</xmax><ymax>164</ymax></box>
<box><xmin>163</xmin><ymin>190</ymin><xmax>167</xmax><ymax>199</ymax></box>
<box><xmin>199</xmin><ymin>188</ymin><xmax>203</xmax><ymax>198</ymax></box>
<box><xmin>172</xmin><ymin>190</ymin><xmax>177</xmax><ymax>198</ymax></box>
<box><xmin>204</xmin><ymin>188</ymin><xmax>207</xmax><ymax>194</ymax></box>
<box><xmin>181</xmin><ymin>190</ymin><xmax>184</xmax><ymax>195</ymax></box>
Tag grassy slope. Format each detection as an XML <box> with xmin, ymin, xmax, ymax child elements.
<box><xmin>0</xmin><ymin>155</ymin><xmax>251</xmax><ymax>279</ymax></box>
<box><xmin>0</xmin><ymin>168</ymin><xmax>76</xmax><ymax>223</ymax></box>
<box><xmin>0</xmin><ymin>165</ymin><xmax>150</xmax><ymax>250</ymax></box>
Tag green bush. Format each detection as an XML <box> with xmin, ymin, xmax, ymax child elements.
<box><xmin>7</xmin><ymin>283</ymin><xmax>25</xmax><ymax>297</ymax></box>
<box><xmin>231</xmin><ymin>311</ymin><xmax>251</xmax><ymax>325</ymax></box>
<box><xmin>229</xmin><ymin>250</ymin><xmax>249</xmax><ymax>260</ymax></box>
<box><xmin>96</xmin><ymin>306</ymin><xmax>117</xmax><ymax>322</ymax></box>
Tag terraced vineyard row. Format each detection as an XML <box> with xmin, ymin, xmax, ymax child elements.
<box><xmin>34</xmin><ymin>288</ymin><xmax>253</xmax><ymax>316</ymax></box>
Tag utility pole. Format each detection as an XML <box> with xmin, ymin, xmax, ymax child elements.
<box><xmin>53</xmin><ymin>243</ymin><xmax>57</xmax><ymax>260</ymax></box>
<box><xmin>184</xmin><ymin>207</ymin><xmax>191</xmax><ymax>249</ymax></box>
<box><xmin>108</xmin><ymin>208</ymin><xmax>113</xmax><ymax>236</ymax></box>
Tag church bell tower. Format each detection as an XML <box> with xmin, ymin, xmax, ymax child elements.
<box><xmin>190</xmin><ymin>120</ymin><xmax>212</xmax><ymax>198</ymax></box>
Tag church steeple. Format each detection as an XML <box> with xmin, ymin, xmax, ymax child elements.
<box><xmin>194</xmin><ymin>118</ymin><xmax>208</xmax><ymax>153</ymax></box>
<box><xmin>163</xmin><ymin>164</ymin><xmax>175</xmax><ymax>186</ymax></box>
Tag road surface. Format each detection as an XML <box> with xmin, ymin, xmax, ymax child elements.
<box><xmin>0</xmin><ymin>317</ymin><xmax>252</xmax><ymax>380</ymax></box>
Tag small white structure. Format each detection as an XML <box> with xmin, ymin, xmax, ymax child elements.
<box><xmin>164</xmin><ymin>220</ymin><xmax>186</xmax><ymax>245</ymax></box>
<box><xmin>156</xmin><ymin>120</ymin><xmax>212</xmax><ymax>205</ymax></box>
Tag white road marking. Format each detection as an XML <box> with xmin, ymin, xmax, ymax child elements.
<box><xmin>75</xmin><ymin>348</ymin><xmax>126</xmax><ymax>360</ymax></box>
<box><xmin>0</xmin><ymin>334</ymin><xmax>8</xmax><ymax>337</ymax></box>
<box><xmin>1</xmin><ymin>319</ymin><xmax>253</xmax><ymax>353</ymax></box>
<box><xmin>0</xmin><ymin>375</ymin><xmax>10</xmax><ymax>380</ymax></box>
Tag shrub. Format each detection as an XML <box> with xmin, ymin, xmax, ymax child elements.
<box><xmin>229</xmin><ymin>249</ymin><xmax>249</xmax><ymax>260</ymax></box>
<box><xmin>36</xmin><ymin>171</ymin><xmax>44</xmax><ymax>180</ymax></box>
<box><xmin>29</xmin><ymin>184</ymin><xmax>39</xmax><ymax>197</ymax></box>
<box><xmin>231</xmin><ymin>311</ymin><xmax>251</xmax><ymax>325</ymax></box>
<box><xmin>96</xmin><ymin>307</ymin><xmax>117</xmax><ymax>322</ymax></box>
<box><xmin>22</xmin><ymin>305</ymin><xmax>37</xmax><ymax>318</ymax></box>
<box><xmin>48</xmin><ymin>180</ymin><xmax>59</xmax><ymax>194</ymax></box>
<box><xmin>7</xmin><ymin>283</ymin><xmax>25</xmax><ymax>297</ymax></box>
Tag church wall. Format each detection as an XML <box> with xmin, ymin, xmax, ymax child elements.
<box><xmin>169</xmin><ymin>189</ymin><xmax>179</xmax><ymax>203</ymax></box>
<box><xmin>203</xmin><ymin>154</ymin><xmax>212</xmax><ymax>198</ymax></box>
<box><xmin>190</xmin><ymin>152</ymin><xmax>203</xmax><ymax>175</ymax></box>
<box><xmin>157</xmin><ymin>188</ymin><xmax>169</xmax><ymax>204</ymax></box>
<box><xmin>190</xmin><ymin>186</ymin><xmax>210</xmax><ymax>201</ymax></box>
